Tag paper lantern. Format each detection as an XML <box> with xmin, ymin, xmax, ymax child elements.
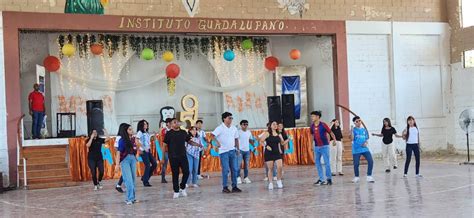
<box><xmin>62</xmin><ymin>43</ymin><xmax>76</xmax><ymax>57</ymax></box>
<box><xmin>241</xmin><ymin>39</ymin><xmax>253</xmax><ymax>50</ymax></box>
<box><xmin>43</xmin><ymin>56</ymin><xmax>61</xmax><ymax>72</ymax></box>
<box><xmin>265</xmin><ymin>56</ymin><xmax>279</xmax><ymax>71</ymax></box>
<box><xmin>166</xmin><ymin>63</ymin><xmax>180</xmax><ymax>79</ymax></box>
<box><xmin>162</xmin><ymin>51</ymin><xmax>174</xmax><ymax>62</ymax></box>
<box><xmin>289</xmin><ymin>49</ymin><xmax>301</xmax><ymax>60</ymax></box>
<box><xmin>223</xmin><ymin>50</ymin><xmax>235</xmax><ymax>61</ymax></box>
<box><xmin>90</xmin><ymin>43</ymin><xmax>103</xmax><ymax>55</ymax></box>
<box><xmin>141</xmin><ymin>48</ymin><xmax>155</xmax><ymax>60</ymax></box>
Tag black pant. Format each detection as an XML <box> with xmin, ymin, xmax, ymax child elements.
<box><xmin>404</xmin><ymin>143</ymin><xmax>420</xmax><ymax>175</ymax></box>
<box><xmin>141</xmin><ymin>151</ymin><xmax>158</xmax><ymax>184</ymax></box>
<box><xmin>197</xmin><ymin>151</ymin><xmax>203</xmax><ymax>175</ymax></box>
<box><xmin>88</xmin><ymin>158</ymin><xmax>104</xmax><ymax>186</ymax></box>
<box><xmin>169</xmin><ymin>155</ymin><xmax>189</xmax><ymax>193</ymax></box>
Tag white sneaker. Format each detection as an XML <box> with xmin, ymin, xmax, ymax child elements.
<box><xmin>263</xmin><ymin>177</ymin><xmax>269</xmax><ymax>181</ymax></box>
<box><xmin>277</xmin><ymin>180</ymin><xmax>283</xmax><ymax>189</ymax></box>
<box><xmin>98</xmin><ymin>182</ymin><xmax>103</xmax><ymax>189</ymax></box>
<box><xmin>416</xmin><ymin>174</ymin><xmax>423</xmax><ymax>178</ymax></box>
<box><xmin>268</xmin><ymin>182</ymin><xmax>274</xmax><ymax>190</ymax></box>
<box><xmin>403</xmin><ymin>174</ymin><xmax>408</xmax><ymax>178</ymax></box>
<box><xmin>173</xmin><ymin>192</ymin><xmax>180</xmax><ymax>199</ymax></box>
<box><xmin>352</xmin><ymin>177</ymin><xmax>360</xmax><ymax>183</ymax></box>
<box><xmin>93</xmin><ymin>186</ymin><xmax>99</xmax><ymax>191</ymax></box>
<box><xmin>126</xmin><ymin>201</ymin><xmax>133</xmax><ymax>205</ymax></box>
<box><xmin>367</xmin><ymin>176</ymin><xmax>375</xmax><ymax>183</ymax></box>
<box><xmin>273</xmin><ymin>177</ymin><xmax>277</xmax><ymax>181</ymax></box>
<box><xmin>197</xmin><ymin>175</ymin><xmax>204</xmax><ymax>179</ymax></box>
<box><xmin>192</xmin><ymin>184</ymin><xmax>199</xmax><ymax>188</ymax></box>
<box><xmin>179</xmin><ymin>189</ymin><xmax>188</xmax><ymax>197</ymax></box>
<box><xmin>185</xmin><ymin>184</ymin><xmax>189</xmax><ymax>188</ymax></box>
<box><xmin>237</xmin><ymin>177</ymin><xmax>242</xmax><ymax>184</ymax></box>
<box><xmin>243</xmin><ymin>177</ymin><xmax>252</xmax><ymax>184</ymax></box>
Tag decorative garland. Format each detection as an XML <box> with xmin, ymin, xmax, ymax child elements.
<box><xmin>56</xmin><ymin>34</ymin><xmax>269</xmax><ymax>60</ymax></box>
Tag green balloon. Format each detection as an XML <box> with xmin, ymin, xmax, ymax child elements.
<box><xmin>241</xmin><ymin>39</ymin><xmax>253</xmax><ymax>50</ymax></box>
<box><xmin>141</xmin><ymin>48</ymin><xmax>154</xmax><ymax>60</ymax></box>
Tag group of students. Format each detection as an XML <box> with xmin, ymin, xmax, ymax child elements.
<box><xmin>85</xmin><ymin>110</ymin><xmax>423</xmax><ymax>205</ymax></box>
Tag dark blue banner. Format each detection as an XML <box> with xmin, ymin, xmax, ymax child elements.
<box><xmin>282</xmin><ymin>76</ymin><xmax>301</xmax><ymax>119</ymax></box>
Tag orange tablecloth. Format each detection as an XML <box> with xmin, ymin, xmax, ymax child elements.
<box><xmin>68</xmin><ymin>127</ymin><xmax>316</xmax><ymax>182</ymax></box>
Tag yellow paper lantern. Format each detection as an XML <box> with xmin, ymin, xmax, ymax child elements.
<box><xmin>162</xmin><ymin>51</ymin><xmax>174</xmax><ymax>62</ymax></box>
<box><xmin>62</xmin><ymin>43</ymin><xmax>76</xmax><ymax>57</ymax></box>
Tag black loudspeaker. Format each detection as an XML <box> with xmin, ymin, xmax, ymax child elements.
<box><xmin>86</xmin><ymin>100</ymin><xmax>104</xmax><ymax>135</ymax></box>
<box><xmin>281</xmin><ymin>94</ymin><xmax>296</xmax><ymax>128</ymax></box>
<box><xmin>267</xmin><ymin>96</ymin><xmax>282</xmax><ymax>123</ymax></box>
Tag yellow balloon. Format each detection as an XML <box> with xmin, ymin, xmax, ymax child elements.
<box><xmin>162</xmin><ymin>51</ymin><xmax>174</xmax><ymax>62</ymax></box>
<box><xmin>62</xmin><ymin>43</ymin><xmax>76</xmax><ymax>57</ymax></box>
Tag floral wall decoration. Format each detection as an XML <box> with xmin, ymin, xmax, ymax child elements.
<box><xmin>182</xmin><ymin>0</ymin><xmax>200</xmax><ymax>17</ymax></box>
<box><xmin>65</xmin><ymin>0</ymin><xmax>106</xmax><ymax>14</ymax></box>
<box><xmin>277</xmin><ymin>0</ymin><xmax>310</xmax><ymax>18</ymax></box>
<box><xmin>54</xmin><ymin>34</ymin><xmax>269</xmax><ymax>60</ymax></box>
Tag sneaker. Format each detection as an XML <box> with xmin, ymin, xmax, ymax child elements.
<box><xmin>416</xmin><ymin>174</ymin><xmax>423</xmax><ymax>178</ymax></box>
<box><xmin>320</xmin><ymin>180</ymin><xmax>327</xmax><ymax>185</ymax></box>
<box><xmin>94</xmin><ymin>186</ymin><xmax>99</xmax><ymax>191</ymax></box>
<box><xmin>98</xmin><ymin>182</ymin><xmax>103</xmax><ymax>189</ymax></box>
<box><xmin>385</xmin><ymin>169</ymin><xmax>391</xmax><ymax>173</ymax></box>
<box><xmin>144</xmin><ymin>183</ymin><xmax>152</xmax><ymax>187</ymax></box>
<box><xmin>185</xmin><ymin>184</ymin><xmax>189</xmax><ymax>188</ymax></box>
<box><xmin>268</xmin><ymin>182</ymin><xmax>274</xmax><ymax>190</ymax></box>
<box><xmin>331</xmin><ymin>173</ymin><xmax>336</xmax><ymax>176</ymax></box>
<box><xmin>222</xmin><ymin>187</ymin><xmax>231</xmax><ymax>193</ymax></box>
<box><xmin>276</xmin><ymin>180</ymin><xmax>283</xmax><ymax>189</ymax></box>
<box><xmin>243</xmin><ymin>177</ymin><xmax>252</xmax><ymax>184</ymax></box>
<box><xmin>179</xmin><ymin>189</ymin><xmax>188</xmax><ymax>197</ymax></box>
<box><xmin>273</xmin><ymin>177</ymin><xmax>278</xmax><ymax>181</ymax></box>
<box><xmin>132</xmin><ymin>199</ymin><xmax>139</xmax><ymax>204</ymax></box>
<box><xmin>393</xmin><ymin>166</ymin><xmax>398</xmax><ymax>169</ymax></box>
<box><xmin>403</xmin><ymin>174</ymin><xmax>408</xmax><ymax>178</ymax></box>
<box><xmin>232</xmin><ymin>187</ymin><xmax>242</xmax><ymax>193</ymax></box>
<box><xmin>237</xmin><ymin>177</ymin><xmax>242</xmax><ymax>184</ymax></box>
<box><xmin>192</xmin><ymin>184</ymin><xmax>199</xmax><ymax>188</ymax></box>
<box><xmin>338</xmin><ymin>172</ymin><xmax>344</xmax><ymax>176</ymax></box>
<box><xmin>197</xmin><ymin>175</ymin><xmax>204</xmax><ymax>180</ymax></box>
<box><xmin>173</xmin><ymin>192</ymin><xmax>180</xmax><ymax>199</ymax></box>
<box><xmin>352</xmin><ymin>177</ymin><xmax>360</xmax><ymax>183</ymax></box>
<box><xmin>263</xmin><ymin>177</ymin><xmax>269</xmax><ymax>181</ymax></box>
<box><xmin>161</xmin><ymin>178</ymin><xmax>168</xmax><ymax>183</ymax></box>
<box><xmin>327</xmin><ymin>179</ymin><xmax>333</xmax><ymax>185</ymax></box>
<box><xmin>126</xmin><ymin>201</ymin><xmax>133</xmax><ymax>205</ymax></box>
<box><xmin>115</xmin><ymin>185</ymin><xmax>124</xmax><ymax>193</ymax></box>
<box><xmin>314</xmin><ymin>180</ymin><xmax>322</xmax><ymax>185</ymax></box>
<box><xmin>367</xmin><ymin>176</ymin><xmax>375</xmax><ymax>183</ymax></box>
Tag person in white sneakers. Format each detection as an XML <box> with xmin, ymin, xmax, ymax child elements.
<box><xmin>259</xmin><ymin>121</ymin><xmax>285</xmax><ymax>190</ymax></box>
<box><xmin>329</xmin><ymin>119</ymin><xmax>344</xmax><ymax>176</ymax></box>
<box><xmin>350</xmin><ymin>116</ymin><xmax>375</xmax><ymax>183</ymax></box>
<box><xmin>237</xmin><ymin>120</ymin><xmax>254</xmax><ymax>184</ymax></box>
<box><xmin>372</xmin><ymin>118</ymin><xmax>402</xmax><ymax>173</ymax></box>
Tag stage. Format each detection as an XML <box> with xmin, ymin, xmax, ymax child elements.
<box><xmin>2</xmin><ymin>162</ymin><xmax>473</xmax><ymax>217</ymax></box>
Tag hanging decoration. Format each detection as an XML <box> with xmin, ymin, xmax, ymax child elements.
<box><xmin>265</xmin><ymin>56</ymin><xmax>280</xmax><ymax>71</ymax></box>
<box><xmin>43</xmin><ymin>56</ymin><xmax>61</xmax><ymax>72</ymax></box>
<box><xmin>162</xmin><ymin>51</ymin><xmax>174</xmax><ymax>62</ymax></box>
<box><xmin>141</xmin><ymin>48</ymin><xmax>155</xmax><ymax>60</ymax></box>
<box><xmin>290</xmin><ymin>49</ymin><xmax>301</xmax><ymax>60</ymax></box>
<box><xmin>90</xmin><ymin>43</ymin><xmax>103</xmax><ymax>55</ymax></box>
<box><xmin>57</xmin><ymin>34</ymin><xmax>269</xmax><ymax>60</ymax></box>
<box><xmin>166</xmin><ymin>64</ymin><xmax>180</xmax><ymax>96</ymax></box>
<box><xmin>223</xmin><ymin>50</ymin><xmax>235</xmax><ymax>61</ymax></box>
<box><xmin>62</xmin><ymin>43</ymin><xmax>76</xmax><ymax>57</ymax></box>
<box><xmin>241</xmin><ymin>39</ymin><xmax>254</xmax><ymax>50</ymax></box>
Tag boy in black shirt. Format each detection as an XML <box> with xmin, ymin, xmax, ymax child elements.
<box><xmin>164</xmin><ymin>118</ymin><xmax>200</xmax><ymax>199</ymax></box>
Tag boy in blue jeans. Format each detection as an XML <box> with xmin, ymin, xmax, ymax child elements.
<box><xmin>351</xmin><ymin>116</ymin><xmax>375</xmax><ymax>183</ymax></box>
<box><xmin>310</xmin><ymin>111</ymin><xmax>336</xmax><ymax>186</ymax></box>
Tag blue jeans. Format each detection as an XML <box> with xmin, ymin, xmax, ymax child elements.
<box><xmin>120</xmin><ymin>154</ymin><xmax>137</xmax><ymax>202</ymax></box>
<box><xmin>141</xmin><ymin>151</ymin><xmax>157</xmax><ymax>184</ymax></box>
<box><xmin>187</xmin><ymin>153</ymin><xmax>200</xmax><ymax>185</ymax></box>
<box><xmin>31</xmin><ymin>111</ymin><xmax>44</xmax><ymax>139</ymax></box>
<box><xmin>264</xmin><ymin>162</ymin><xmax>277</xmax><ymax>177</ymax></box>
<box><xmin>161</xmin><ymin>152</ymin><xmax>169</xmax><ymax>179</ymax></box>
<box><xmin>314</xmin><ymin>145</ymin><xmax>332</xmax><ymax>181</ymax></box>
<box><xmin>219</xmin><ymin>150</ymin><xmax>238</xmax><ymax>189</ymax></box>
<box><xmin>238</xmin><ymin>150</ymin><xmax>251</xmax><ymax>178</ymax></box>
<box><xmin>353</xmin><ymin>151</ymin><xmax>374</xmax><ymax>177</ymax></box>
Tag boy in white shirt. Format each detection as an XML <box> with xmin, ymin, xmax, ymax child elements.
<box><xmin>237</xmin><ymin>120</ymin><xmax>254</xmax><ymax>184</ymax></box>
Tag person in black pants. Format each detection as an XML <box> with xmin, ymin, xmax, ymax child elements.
<box><xmin>402</xmin><ymin>116</ymin><xmax>422</xmax><ymax>178</ymax></box>
<box><xmin>164</xmin><ymin>118</ymin><xmax>200</xmax><ymax>199</ymax></box>
<box><xmin>86</xmin><ymin>128</ymin><xmax>110</xmax><ymax>191</ymax></box>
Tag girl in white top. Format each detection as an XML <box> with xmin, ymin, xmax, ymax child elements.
<box><xmin>402</xmin><ymin>116</ymin><xmax>422</xmax><ymax>178</ymax></box>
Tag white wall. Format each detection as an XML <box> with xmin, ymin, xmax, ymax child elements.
<box><xmin>0</xmin><ymin>12</ymin><xmax>9</xmax><ymax>187</ymax></box>
<box><xmin>347</xmin><ymin>21</ymin><xmax>451</xmax><ymax>153</ymax></box>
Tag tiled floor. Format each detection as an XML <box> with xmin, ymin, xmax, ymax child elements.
<box><xmin>1</xmin><ymin>160</ymin><xmax>473</xmax><ymax>217</ymax></box>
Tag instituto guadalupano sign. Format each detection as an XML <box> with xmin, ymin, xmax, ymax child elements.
<box><xmin>118</xmin><ymin>17</ymin><xmax>289</xmax><ymax>32</ymax></box>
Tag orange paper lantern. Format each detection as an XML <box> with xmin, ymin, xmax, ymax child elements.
<box><xmin>289</xmin><ymin>49</ymin><xmax>301</xmax><ymax>60</ymax></box>
<box><xmin>90</xmin><ymin>43</ymin><xmax>103</xmax><ymax>55</ymax></box>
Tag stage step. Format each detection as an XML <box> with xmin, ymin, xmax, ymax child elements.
<box><xmin>18</xmin><ymin>168</ymin><xmax>70</xmax><ymax>178</ymax></box>
<box><xmin>25</xmin><ymin>181</ymin><xmax>79</xmax><ymax>190</ymax></box>
<box><xmin>20</xmin><ymin>175</ymin><xmax>72</xmax><ymax>185</ymax></box>
<box><xmin>18</xmin><ymin>163</ymin><xmax>68</xmax><ymax>171</ymax></box>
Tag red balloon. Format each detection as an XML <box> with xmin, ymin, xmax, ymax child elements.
<box><xmin>290</xmin><ymin>49</ymin><xmax>301</xmax><ymax>60</ymax></box>
<box><xmin>90</xmin><ymin>43</ymin><xmax>103</xmax><ymax>55</ymax></box>
<box><xmin>166</xmin><ymin>63</ymin><xmax>180</xmax><ymax>79</ymax></box>
<box><xmin>43</xmin><ymin>56</ymin><xmax>60</xmax><ymax>72</ymax></box>
<box><xmin>265</xmin><ymin>56</ymin><xmax>279</xmax><ymax>71</ymax></box>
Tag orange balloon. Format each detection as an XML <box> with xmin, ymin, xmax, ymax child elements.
<box><xmin>289</xmin><ymin>49</ymin><xmax>301</xmax><ymax>60</ymax></box>
<box><xmin>90</xmin><ymin>43</ymin><xmax>103</xmax><ymax>55</ymax></box>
